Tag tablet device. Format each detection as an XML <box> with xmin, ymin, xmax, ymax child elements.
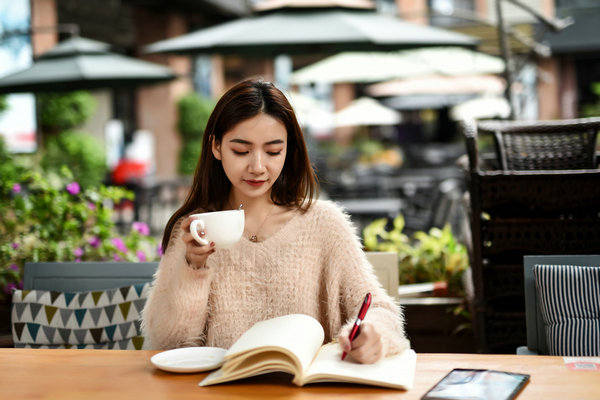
<box><xmin>421</xmin><ymin>368</ymin><xmax>530</xmax><ymax>400</ymax></box>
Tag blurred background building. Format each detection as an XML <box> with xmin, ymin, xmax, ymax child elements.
<box><xmin>0</xmin><ymin>0</ymin><xmax>597</xmax><ymax>237</ymax></box>
<box><xmin>2</xmin><ymin>0</ymin><xmax>595</xmax><ymax>180</ymax></box>
<box><xmin>1</xmin><ymin>0</ymin><xmax>599</xmax><ymax>354</ymax></box>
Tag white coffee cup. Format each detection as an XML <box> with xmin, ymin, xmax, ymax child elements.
<box><xmin>189</xmin><ymin>209</ymin><xmax>245</xmax><ymax>248</ymax></box>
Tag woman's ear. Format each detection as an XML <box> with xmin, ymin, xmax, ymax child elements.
<box><xmin>211</xmin><ymin>135</ymin><xmax>222</xmax><ymax>160</ymax></box>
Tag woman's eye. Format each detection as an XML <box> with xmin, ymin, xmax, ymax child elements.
<box><xmin>267</xmin><ymin>151</ymin><xmax>282</xmax><ymax>156</ymax></box>
<box><xmin>232</xmin><ymin>150</ymin><xmax>248</xmax><ymax>155</ymax></box>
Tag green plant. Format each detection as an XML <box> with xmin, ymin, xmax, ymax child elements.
<box><xmin>36</xmin><ymin>90</ymin><xmax>106</xmax><ymax>188</ymax></box>
<box><xmin>0</xmin><ymin>137</ymin><xmax>160</xmax><ymax>303</ymax></box>
<box><xmin>38</xmin><ymin>91</ymin><xmax>97</xmax><ymax>132</ymax></box>
<box><xmin>41</xmin><ymin>130</ymin><xmax>107</xmax><ymax>188</ymax></box>
<box><xmin>0</xmin><ymin>95</ymin><xmax>7</xmax><ymax>114</ymax></box>
<box><xmin>363</xmin><ymin>215</ymin><xmax>469</xmax><ymax>297</ymax></box>
<box><xmin>176</xmin><ymin>93</ymin><xmax>214</xmax><ymax>175</ymax></box>
<box><xmin>178</xmin><ymin>138</ymin><xmax>203</xmax><ymax>176</ymax></box>
<box><xmin>580</xmin><ymin>82</ymin><xmax>600</xmax><ymax>118</ymax></box>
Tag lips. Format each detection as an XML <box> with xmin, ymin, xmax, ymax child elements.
<box><xmin>245</xmin><ymin>179</ymin><xmax>266</xmax><ymax>187</ymax></box>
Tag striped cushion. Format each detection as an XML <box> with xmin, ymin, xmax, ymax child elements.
<box><xmin>533</xmin><ymin>264</ymin><xmax>600</xmax><ymax>356</ymax></box>
<box><xmin>11</xmin><ymin>283</ymin><xmax>150</xmax><ymax>350</ymax></box>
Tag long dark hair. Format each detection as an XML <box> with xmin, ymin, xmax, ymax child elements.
<box><xmin>162</xmin><ymin>78</ymin><xmax>319</xmax><ymax>251</ymax></box>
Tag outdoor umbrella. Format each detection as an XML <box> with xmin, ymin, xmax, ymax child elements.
<box><xmin>291</xmin><ymin>47</ymin><xmax>504</xmax><ymax>84</ymax></box>
<box><xmin>334</xmin><ymin>97</ymin><xmax>401</xmax><ymax>127</ymax></box>
<box><xmin>0</xmin><ymin>36</ymin><xmax>176</xmax><ymax>94</ymax></box>
<box><xmin>366</xmin><ymin>74</ymin><xmax>505</xmax><ymax>97</ymax></box>
<box><xmin>143</xmin><ymin>8</ymin><xmax>477</xmax><ymax>56</ymax></box>
<box><xmin>450</xmin><ymin>96</ymin><xmax>511</xmax><ymax>121</ymax></box>
<box><xmin>285</xmin><ymin>91</ymin><xmax>334</xmax><ymax>136</ymax></box>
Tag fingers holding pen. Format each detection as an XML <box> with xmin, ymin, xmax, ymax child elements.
<box><xmin>339</xmin><ymin>322</ymin><xmax>383</xmax><ymax>364</ymax></box>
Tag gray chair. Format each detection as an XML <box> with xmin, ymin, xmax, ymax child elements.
<box><xmin>366</xmin><ymin>252</ymin><xmax>399</xmax><ymax>301</ymax></box>
<box><xmin>23</xmin><ymin>261</ymin><xmax>158</xmax><ymax>291</ymax></box>
<box><xmin>519</xmin><ymin>255</ymin><xmax>600</xmax><ymax>355</ymax></box>
<box><xmin>13</xmin><ymin>262</ymin><xmax>158</xmax><ymax>349</ymax></box>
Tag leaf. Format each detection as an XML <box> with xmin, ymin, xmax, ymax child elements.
<box><xmin>363</xmin><ymin>218</ymin><xmax>389</xmax><ymax>250</ymax></box>
<box><xmin>392</xmin><ymin>214</ymin><xmax>405</xmax><ymax>232</ymax></box>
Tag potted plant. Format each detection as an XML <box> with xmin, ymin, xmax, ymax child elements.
<box><xmin>0</xmin><ymin>138</ymin><xmax>161</xmax><ymax>344</ymax></box>
<box><xmin>363</xmin><ymin>215</ymin><xmax>474</xmax><ymax>352</ymax></box>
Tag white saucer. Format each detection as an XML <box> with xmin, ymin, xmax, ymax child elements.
<box><xmin>151</xmin><ymin>347</ymin><xmax>227</xmax><ymax>373</ymax></box>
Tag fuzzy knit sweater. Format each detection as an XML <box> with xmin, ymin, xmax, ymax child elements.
<box><xmin>141</xmin><ymin>199</ymin><xmax>410</xmax><ymax>356</ymax></box>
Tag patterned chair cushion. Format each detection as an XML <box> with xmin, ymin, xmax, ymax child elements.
<box><xmin>533</xmin><ymin>264</ymin><xmax>600</xmax><ymax>356</ymax></box>
<box><xmin>11</xmin><ymin>282</ymin><xmax>150</xmax><ymax>349</ymax></box>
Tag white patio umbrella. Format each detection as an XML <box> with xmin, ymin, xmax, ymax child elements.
<box><xmin>285</xmin><ymin>91</ymin><xmax>334</xmax><ymax>136</ymax></box>
<box><xmin>291</xmin><ymin>47</ymin><xmax>504</xmax><ymax>85</ymax></box>
<box><xmin>450</xmin><ymin>96</ymin><xmax>511</xmax><ymax>121</ymax></box>
<box><xmin>334</xmin><ymin>97</ymin><xmax>401</xmax><ymax>127</ymax></box>
<box><xmin>292</xmin><ymin>52</ymin><xmax>427</xmax><ymax>84</ymax></box>
<box><xmin>367</xmin><ymin>74</ymin><xmax>505</xmax><ymax>97</ymax></box>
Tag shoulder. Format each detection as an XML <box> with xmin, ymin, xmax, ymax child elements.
<box><xmin>306</xmin><ymin>199</ymin><xmax>348</xmax><ymax>218</ymax></box>
<box><xmin>303</xmin><ymin>199</ymin><xmax>355</xmax><ymax>231</ymax></box>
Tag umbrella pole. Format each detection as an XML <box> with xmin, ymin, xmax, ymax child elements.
<box><xmin>34</xmin><ymin>95</ymin><xmax>44</xmax><ymax>151</ymax></box>
<box><xmin>494</xmin><ymin>0</ymin><xmax>574</xmax><ymax>120</ymax></box>
<box><xmin>495</xmin><ymin>0</ymin><xmax>515</xmax><ymax>120</ymax></box>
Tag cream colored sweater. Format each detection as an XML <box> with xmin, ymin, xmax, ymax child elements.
<box><xmin>141</xmin><ymin>200</ymin><xmax>409</xmax><ymax>356</ymax></box>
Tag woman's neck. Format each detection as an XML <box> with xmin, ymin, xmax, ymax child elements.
<box><xmin>228</xmin><ymin>193</ymin><xmax>274</xmax><ymax>215</ymax></box>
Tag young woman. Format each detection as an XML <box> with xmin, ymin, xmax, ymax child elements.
<box><xmin>142</xmin><ymin>79</ymin><xmax>409</xmax><ymax>363</ymax></box>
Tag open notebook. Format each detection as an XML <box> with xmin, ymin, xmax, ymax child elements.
<box><xmin>200</xmin><ymin>314</ymin><xmax>416</xmax><ymax>389</ymax></box>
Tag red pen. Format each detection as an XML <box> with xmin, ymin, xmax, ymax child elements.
<box><xmin>341</xmin><ymin>292</ymin><xmax>372</xmax><ymax>360</ymax></box>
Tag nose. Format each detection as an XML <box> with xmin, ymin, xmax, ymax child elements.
<box><xmin>248</xmin><ymin>151</ymin><xmax>266</xmax><ymax>174</ymax></box>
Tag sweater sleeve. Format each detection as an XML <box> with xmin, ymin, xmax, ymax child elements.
<box><xmin>141</xmin><ymin>219</ymin><xmax>213</xmax><ymax>349</ymax></box>
<box><xmin>320</xmin><ymin>201</ymin><xmax>410</xmax><ymax>356</ymax></box>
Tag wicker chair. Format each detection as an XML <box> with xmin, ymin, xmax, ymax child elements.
<box><xmin>477</xmin><ymin>118</ymin><xmax>599</xmax><ymax>171</ymax></box>
<box><xmin>462</xmin><ymin>117</ymin><xmax>600</xmax><ymax>353</ymax></box>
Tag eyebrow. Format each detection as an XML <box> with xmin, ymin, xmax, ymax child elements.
<box><xmin>229</xmin><ymin>138</ymin><xmax>285</xmax><ymax>146</ymax></box>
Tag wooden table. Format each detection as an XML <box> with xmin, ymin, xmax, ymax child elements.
<box><xmin>1</xmin><ymin>349</ymin><xmax>598</xmax><ymax>399</ymax></box>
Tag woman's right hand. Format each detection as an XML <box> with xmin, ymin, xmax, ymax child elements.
<box><xmin>181</xmin><ymin>216</ymin><xmax>215</xmax><ymax>270</ymax></box>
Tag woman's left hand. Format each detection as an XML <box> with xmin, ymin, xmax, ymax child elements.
<box><xmin>338</xmin><ymin>321</ymin><xmax>383</xmax><ymax>364</ymax></box>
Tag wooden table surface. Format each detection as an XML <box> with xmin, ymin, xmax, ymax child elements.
<box><xmin>0</xmin><ymin>349</ymin><xmax>598</xmax><ymax>399</ymax></box>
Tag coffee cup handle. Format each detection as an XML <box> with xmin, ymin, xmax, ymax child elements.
<box><xmin>190</xmin><ymin>219</ymin><xmax>209</xmax><ymax>246</ymax></box>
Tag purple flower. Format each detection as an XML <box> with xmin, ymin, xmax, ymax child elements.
<box><xmin>132</xmin><ymin>221</ymin><xmax>150</xmax><ymax>236</ymax></box>
<box><xmin>87</xmin><ymin>202</ymin><xmax>96</xmax><ymax>210</ymax></box>
<box><xmin>136</xmin><ymin>250</ymin><xmax>147</xmax><ymax>262</ymax></box>
<box><xmin>113</xmin><ymin>254</ymin><xmax>122</xmax><ymax>261</ymax></box>
<box><xmin>111</xmin><ymin>237</ymin><xmax>127</xmax><ymax>252</ymax></box>
<box><xmin>73</xmin><ymin>248</ymin><xmax>84</xmax><ymax>257</ymax></box>
<box><xmin>12</xmin><ymin>183</ymin><xmax>21</xmax><ymax>193</ymax></box>
<box><xmin>12</xmin><ymin>242</ymin><xmax>19</xmax><ymax>250</ymax></box>
<box><xmin>4</xmin><ymin>282</ymin><xmax>17</xmax><ymax>295</ymax></box>
<box><xmin>66</xmin><ymin>181</ymin><xmax>80</xmax><ymax>195</ymax></box>
<box><xmin>88</xmin><ymin>236</ymin><xmax>101</xmax><ymax>248</ymax></box>
<box><xmin>9</xmin><ymin>264</ymin><xmax>19</xmax><ymax>272</ymax></box>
